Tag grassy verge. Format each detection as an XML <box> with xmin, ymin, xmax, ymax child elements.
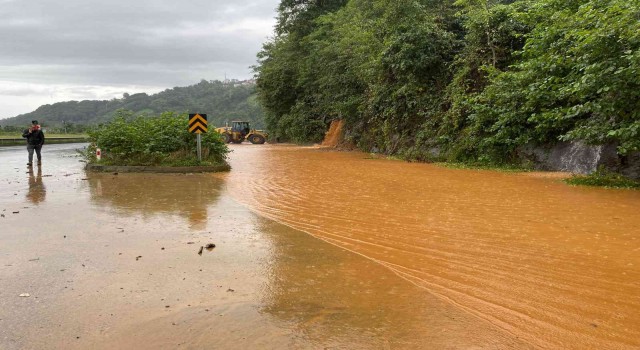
<box><xmin>434</xmin><ymin>161</ymin><xmax>533</xmax><ymax>173</ymax></box>
<box><xmin>565</xmin><ymin>169</ymin><xmax>640</xmax><ymax>189</ymax></box>
<box><xmin>0</xmin><ymin>133</ymin><xmax>88</xmax><ymax>139</ymax></box>
<box><xmin>360</xmin><ymin>149</ymin><xmax>534</xmax><ymax>172</ymax></box>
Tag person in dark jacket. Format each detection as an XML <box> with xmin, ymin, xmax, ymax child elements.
<box><xmin>22</xmin><ymin>120</ymin><xmax>45</xmax><ymax>166</ymax></box>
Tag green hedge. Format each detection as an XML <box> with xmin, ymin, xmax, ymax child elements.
<box><xmin>86</xmin><ymin>110</ymin><xmax>229</xmax><ymax>166</ymax></box>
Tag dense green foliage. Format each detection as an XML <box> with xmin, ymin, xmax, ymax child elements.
<box><xmin>1</xmin><ymin>80</ymin><xmax>265</xmax><ymax>130</ymax></box>
<box><xmin>86</xmin><ymin>110</ymin><xmax>229</xmax><ymax>166</ymax></box>
<box><xmin>256</xmin><ymin>0</ymin><xmax>640</xmax><ymax>163</ymax></box>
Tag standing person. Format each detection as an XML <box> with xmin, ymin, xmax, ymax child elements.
<box><xmin>22</xmin><ymin>120</ymin><xmax>45</xmax><ymax>166</ymax></box>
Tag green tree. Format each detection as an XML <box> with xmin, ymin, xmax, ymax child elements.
<box><xmin>470</xmin><ymin>0</ymin><xmax>640</xmax><ymax>159</ymax></box>
<box><xmin>256</xmin><ymin>0</ymin><xmax>639</xmax><ymax>168</ymax></box>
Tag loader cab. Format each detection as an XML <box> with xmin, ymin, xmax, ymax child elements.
<box><xmin>231</xmin><ymin>121</ymin><xmax>251</xmax><ymax>137</ymax></box>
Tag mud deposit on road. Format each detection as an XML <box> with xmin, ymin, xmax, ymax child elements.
<box><xmin>225</xmin><ymin>144</ymin><xmax>640</xmax><ymax>349</ymax></box>
<box><xmin>1</xmin><ymin>144</ymin><xmax>531</xmax><ymax>349</ymax></box>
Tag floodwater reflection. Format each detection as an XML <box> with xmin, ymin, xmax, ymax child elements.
<box><xmin>26</xmin><ymin>165</ymin><xmax>46</xmax><ymax>204</ymax></box>
<box><xmin>95</xmin><ymin>205</ymin><xmax>528</xmax><ymax>349</ymax></box>
<box><xmin>86</xmin><ymin>172</ymin><xmax>223</xmax><ymax>230</ymax></box>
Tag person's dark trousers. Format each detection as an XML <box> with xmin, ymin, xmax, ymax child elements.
<box><xmin>27</xmin><ymin>145</ymin><xmax>42</xmax><ymax>164</ymax></box>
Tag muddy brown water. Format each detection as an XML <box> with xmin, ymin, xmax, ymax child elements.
<box><xmin>0</xmin><ymin>143</ymin><xmax>639</xmax><ymax>349</ymax></box>
<box><xmin>224</xmin><ymin>144</ymin><xmax>640</xmax><ymax>349</ymax></box>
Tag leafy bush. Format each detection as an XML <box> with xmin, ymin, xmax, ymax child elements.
<box><xmin>86</xmin><ymin>110</ymin><xmax>229</xmax><ymax>166</ymax></box>
<box><xmin>565</xmin><ymin>168</ymin><xmax>640</xmax><ymax>189</ymax></box>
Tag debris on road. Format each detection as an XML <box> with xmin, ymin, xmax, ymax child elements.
<box><xmin>205</xmin><ymin>243</ymin><xmax>216</xmax><ymax>251</ymax></box>
<box><xmin>19</xmin><ymin>293</ymin><xmax>30</xmax><ymax>297</ymax></box>
<box><xmin>198</xmin><ymin>246</ymin><xmax>203</xmax><ymax>255</ymax></box>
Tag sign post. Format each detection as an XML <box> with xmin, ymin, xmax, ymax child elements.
<box><xmin>196</xmin><ymin>134</ymin><xmax>202</xmax><ymax>161</ymax></box>
<box><xmin>188</xmin><ymin>114</ymin><xmax>208</xmax><ymax>162</ymax></box>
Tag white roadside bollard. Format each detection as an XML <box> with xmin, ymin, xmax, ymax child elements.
<box><xmin>96</xmin><ymin>148</ymin><xmax>102</xmax><ymax>161</ymax></box>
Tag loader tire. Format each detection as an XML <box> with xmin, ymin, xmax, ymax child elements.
<box><xmin>249</xmin><ymin>134</ymin><xmax>266</xmax><ymax>144</ymax></box>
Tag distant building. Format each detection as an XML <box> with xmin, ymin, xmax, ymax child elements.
<box><xmin>222</xmin><ymin>78</ymin><xmax>256</xmax><ymax>87</ymax></box>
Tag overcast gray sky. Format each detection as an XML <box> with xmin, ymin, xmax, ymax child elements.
<box><xmin>0</xmin><ymin>0</ymin><xmax>279</xmax><ymax>119</ymax></box>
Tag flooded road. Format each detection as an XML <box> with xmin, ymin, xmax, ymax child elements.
<box><xmin>0</xmin><ymin>144</ymin><xmax>526</xmax><ymax>349</ymax></box>
<box><xmin>225</xmin><ymin>145</ymin><xmax>640</xmax><ymax>349</ymax></box>
<box><xmin>1</xmin><ymin>143</ymin><xmax>638</xmax><ymax>349</ymax></box>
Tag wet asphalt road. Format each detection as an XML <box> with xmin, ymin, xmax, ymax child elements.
<box><xmin>1</xmin><ymin>143</ymin><xmax>520</xmax><ymax>349</ymax></box>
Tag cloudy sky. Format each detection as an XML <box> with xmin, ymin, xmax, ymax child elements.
<box><xmin>0</xmin><ymin>0</ymin><xmax>280</xmax><ymax>119</ymax></box>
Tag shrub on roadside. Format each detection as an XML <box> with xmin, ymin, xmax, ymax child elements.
<box><xmin>86</xmin><ymin>110</ymin><xmax>229</xmax><ymax>166</ymax></box>
<box><xmin>565</xmin><ymin>167</ymin><xmax>640</xmax><ymax>189</ymax></box>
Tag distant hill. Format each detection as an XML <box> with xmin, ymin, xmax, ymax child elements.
<box><xmin>0</xmin><ymin>79</ymin><xmax>265</xmax><ymax>130</ymax></box>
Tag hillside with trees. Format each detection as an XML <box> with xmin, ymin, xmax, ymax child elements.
<box><xmin>0</xmin><ymin>80</ymin><xmax>265</xmax><ymax>132</ymax></box>
<box><xmin>255</xmin><ymin>0</ymin><xmax>639</xmax><ymax>165</ymax></box>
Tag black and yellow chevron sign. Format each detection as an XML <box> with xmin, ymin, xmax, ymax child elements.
<box><xmin>188</xmin><ymin>113</ymin><xmax>208</xmax><ymax>134</ymax></box>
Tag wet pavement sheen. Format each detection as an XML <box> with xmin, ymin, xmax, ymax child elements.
<box><xmin>1</xmin><ymin>143</ymin><xmax>639</xmax><ymax>349</ymax></box>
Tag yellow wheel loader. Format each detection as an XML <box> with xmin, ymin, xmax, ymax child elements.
<box><xmin>215</xmin><ymin>121</ymin><xmax>268</xmax><ymax>144</ymax></box>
